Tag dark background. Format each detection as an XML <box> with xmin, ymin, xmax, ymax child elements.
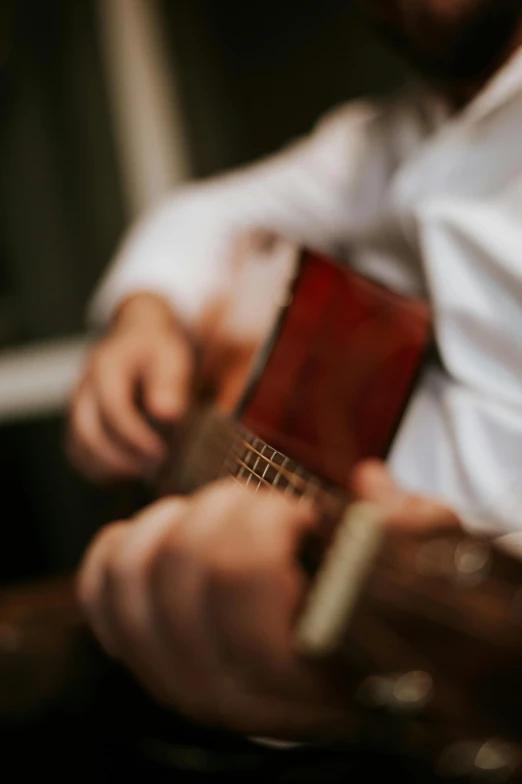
<box><xmin>0</xmin><ymin>0</ymin><xmax>410</xmax><ymax>584</ymax></box>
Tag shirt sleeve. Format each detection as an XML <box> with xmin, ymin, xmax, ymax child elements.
<box><xmin>89</xmin><ymin>100</ymin><xmax>388</xmax><ymax>329</ymax></box>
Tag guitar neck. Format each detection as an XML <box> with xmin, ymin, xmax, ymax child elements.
<box><xmin>169</xmin><ymin>408</ymin><xmax>347</xmax><ymax>522</ymax></box>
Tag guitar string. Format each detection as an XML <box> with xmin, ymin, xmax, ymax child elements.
<box><xmin>187</xmin><ymin>414</ymin><xmax>352</xmax><ymax>519</ymax></box>
<box><xmin>191</xmin><ymin>418</ymin><xmax>346</xmax><ymax>518</ymax></box>
<box><xmin>193</xmin><ymin>418</ymin><xmax>308</xmax><ymax>494</ymax></box>
<box><xmin>232</xmin><ymin>433</ymin><xmax>347</xmax><ymax>512</ymax></box>
<box><xmin>208</xmin><ymin>456</ymin><xmax>520</xmax><ymax>605</ymax></box>
<box><xmin>193</xmin><ymin>424</ymin><xmax>310</xmax><ymax>496</ymax></box>
<box><xmin>235</xmin><ymin>437</ymin><xmax>315</xmax><ymax>492</ymax></box>
<box><xmin>221</xmin><ymin>421</ymin><xmax>323</xmax><ymax>494</ymax></box>
<box><xmin>225</xmin><ymin>432</ymin><xmax>324</xmax><ymax>499</ymax></box>
<box><xmin>225</xmin><ymin>453</ymin><xmax>273</xmax><ymax>491</ymax></box>
<box><xmin>178</xmin><ymin>416</ymin><xmax>522</xmax><ymax>624</ymax></box>
<box><xmin>186</xmin><ymin>419</ymin><xmax>522</xmax><ymax>605</ymax></box>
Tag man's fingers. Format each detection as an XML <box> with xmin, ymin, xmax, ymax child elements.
<box><xmin>150</xmin><ymin>486</ymin><xmax>247</xmax><ymax>687</ymax></box>
<box><xmin>76</xmin><ymin>480</ymin><xmax>345</xmax><ymax>737</ymax></box>
<box><xmin>67</xmin><ymin>299</ymin><xmax>196</xmax><ymax>484</ymax></box>
<box><xmin>98</xmin><ymin>498</ymin><xmax>196</xmax><ymax>702</ymax></box>
<box><xmin>143</xmin><ymin>340</ymin><xmax>193</xmax><ymax>422</ymax></box>
<box><xmin>77</xmin><ymin>521</ymin><xmax>129</xmax><ymax>656</ymax></box>
<box><xmin>95</xmin><ymin>359</ymin><xmax>166</xmax><ymax>462</ymax></box>
<box><xmin>199</xmin><ymin>490</ymin><xmax>316</xmax><ymax>683</ymax></box>
<box><xmin>68</xmin><ymin>385</ymin><xmax>145</xmax><ymax>480</ymax></box>
<box><xmin>77</xmin><ymin>498</ymin><xmax>192</xmax><ymax>695</ymax></box>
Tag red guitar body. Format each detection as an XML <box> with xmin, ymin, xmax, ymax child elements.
<box><xmin>232</xmin><ymin>248</ymin><xmax>430</xmax><ymax>489</ymax></box>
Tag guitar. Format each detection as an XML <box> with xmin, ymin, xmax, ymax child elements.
<box><xmin>159</xmin><ymin>237</ymin><xmax>430</xmax><ymax>499</ymax></box>
<box><xmin>2</xmin><ymin>240</ymin><xmax>522</xmax><ymax>780</ymax></box>
<box><xmin>154</xmin><ymin>238</ymin><xmax>522</xmax><ymax>780</ymax></box>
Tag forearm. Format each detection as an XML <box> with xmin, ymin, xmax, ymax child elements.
<box><xmin>89</xmin><ymin>100</ymin><xmax>381</xmax><ymax>333</ymax></box>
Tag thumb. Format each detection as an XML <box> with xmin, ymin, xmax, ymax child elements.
<box><xmin>143</xmin><ymin>340</ymin><xmax>193</xmax><ymax>422</ymax></box>
<box><xmin>351</xmin><ymin>459</ymin><xmax>406</xmax><ymax>505</ymax></box>
<box><xmin>351</xmin><ymin>459</ymin><xmax>459</xmax><ymax>533</ymax></box>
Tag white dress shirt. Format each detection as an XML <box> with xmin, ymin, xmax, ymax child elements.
<box><xmin>91</xmin><ymin>46</ymin><xmax>522</xmax><ymax>537</ymax></box>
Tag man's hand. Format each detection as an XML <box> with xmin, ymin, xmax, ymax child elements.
<box><xmin>67</xmin><ymin>293</ymin><xmax>194</xmax><ymax>482</ymax></box>
<box><xmin>352</xmin><ymin>459</ymin><xmax>460</xmax><ymax>532</ymax></box>
<box><xmin>77</xmin><ymin>461</ymin><xmax>460</xmax><ymax>740</ymax></box>
<box><xmin>77</xmin><ymin>481</ymin><xmax>348</xmax><ymax>740</ymax></box>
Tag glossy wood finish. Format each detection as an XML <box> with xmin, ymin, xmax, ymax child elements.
<box><xmin>238</xmin><ymin>250</ymin><xmax>430</xmax><ymax>488</ymax></box>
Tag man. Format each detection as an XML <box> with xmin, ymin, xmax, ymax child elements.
<box><xmin>71</xmin><ymin>0</ymin><xmax>522</xmax><ymax>743</ymax></box>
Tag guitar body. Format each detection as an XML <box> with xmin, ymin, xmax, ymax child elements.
<box><xmin>235</xmin><ymin>247</ymin><xmax>430</xmax><ymax>488</ymax></box>
<box><xmin>161</xmin><ymin>241</ymin><xmax>431</xmax><ymax>499</ymax></box>
<box><xmin>156</xmin><ymin>241</ymin><xmax>522</xmax><ymax>780</ymax></box>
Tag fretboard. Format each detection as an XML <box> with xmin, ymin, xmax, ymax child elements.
<box><xmin>179</xmin><ymin>409</ymin><xmax>347</xmax><ymax>519</ymax></box>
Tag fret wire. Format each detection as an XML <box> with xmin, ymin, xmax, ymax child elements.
<box><xmin>256</xmin><ymin>444</ymin><xmax>269</xmax><ymax>492</ymax></box>
<box><xmin>272</xmin><ymin>454</ymin><xmax>285</xmax><ymax>490</ymax></box>
<box><xmin>247</xmin><ymin>440</ymin><xmax>261</xmax><ymax>487</ymax></box>
<box><xmin>222</xmin><ymin>440</ymin><xmax>275</xmax><ymax>492</ymax></box>
<box><xmin>260</xmin><ymin>448</ymin><xmax>272</xmax><ymax>484</ymax></box>
<box><xmin>234</xmin><ymin>436</ymin><xmax>309</xmax><ymax>494</ymax></box>
<box><xmin>221</xmin><ymin>449</ymin><xmax>272</xmax><ymax>490</ymax></box>
<box><xmin>228</xmin><ymin>450</ymin><xmax>274</xmax><ymax>491</ymax></box>
<box><xmin>246</xmin><ymin>438</ymin><xmax>263</xmax><ymax>487</ymax></box>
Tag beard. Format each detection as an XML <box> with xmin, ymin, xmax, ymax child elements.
<box><xmin>361</xmin><ymin>0</ymin><xmax>522</xmax><ymax>84</ymax></box>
